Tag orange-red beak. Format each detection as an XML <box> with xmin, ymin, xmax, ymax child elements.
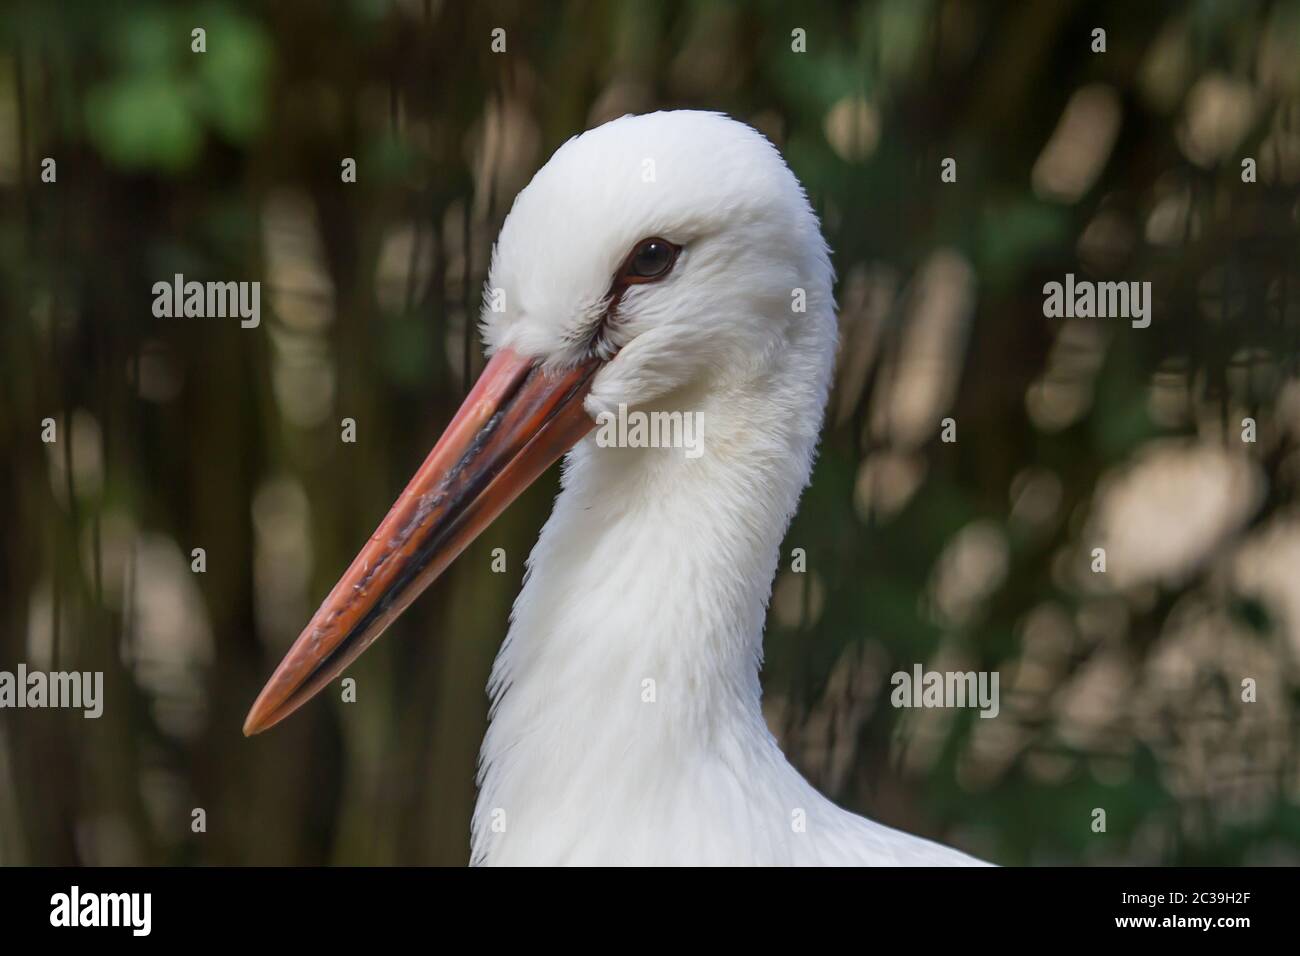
<box><xmin>243</xmin><ymin>347</ymin><xmax>600</xmax><ymax>735</ymax></box>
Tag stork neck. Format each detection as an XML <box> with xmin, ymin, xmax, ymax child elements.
<box><xmin>485</xmin><ymin>356</ymin><xmax>828</xmax><ymax>726</ymax></box>
<box><xmin>513</xmin><ymin>369</ymin><xmax>821</xmax><ymax>715</ymax></box>
<box><xmin>471</xmin><ymin>339</ymin><xmax>834</xmax><ymax>863</ymax></box>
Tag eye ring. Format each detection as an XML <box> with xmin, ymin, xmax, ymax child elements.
<box><xmin>619</xmin><ymin>237</ymin><xmax>680</xmax><ymax>284</ymax></box>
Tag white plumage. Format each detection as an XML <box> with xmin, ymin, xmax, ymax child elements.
<box><xmin>469</xmin><ymin>111</ymin><xmax>985</xmax><ymax>866</ymax></box>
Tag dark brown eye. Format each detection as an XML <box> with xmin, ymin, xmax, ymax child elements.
<box><xmin>622</xmin><ymin>237</ymin><xmax>679</xmax><ymax>283</ymax></box>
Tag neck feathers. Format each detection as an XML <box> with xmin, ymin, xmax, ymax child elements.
<box><xmin>471</xmin><ymin>312</ymin><xmax>836</xmax><ymax>865</ymax></box>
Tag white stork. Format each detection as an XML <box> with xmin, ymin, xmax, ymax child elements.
<box><xmin>245</xmin><ymin>110</ymin><xmax>986</xmax><ymax>866</ymax></box>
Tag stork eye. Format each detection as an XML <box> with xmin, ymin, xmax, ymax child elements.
<box><xmin>622</xmin><ymin>237</ymin><xmax>679</xmax><ymax>283</ymax></box>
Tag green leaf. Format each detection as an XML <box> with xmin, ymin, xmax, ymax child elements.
<box><xmin>85</xmin><ymin>74</ymin><xmax>202</xmax><ymax>171</ymax></box>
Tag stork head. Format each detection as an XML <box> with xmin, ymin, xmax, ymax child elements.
<box><xmin>244</xmin><ymin>110</ymin><xmax>834</xmax><ymax>735</ymax></box>
<box><xmin>484</xmin><ymin>110</ymin><xmax>833</xmax><ymax>407</ymax></box>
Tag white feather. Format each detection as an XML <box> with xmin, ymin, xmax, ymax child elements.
<box><xmin>472</xmin><ymin>111</ymin><xmax>985</xmax><ymax>866</ymax></box>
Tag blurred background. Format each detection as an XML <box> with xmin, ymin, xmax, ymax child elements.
<box><xmin>2</xmin><ymin>0</ymin><xmax>1299</xmax><ymax>866</ymax></box>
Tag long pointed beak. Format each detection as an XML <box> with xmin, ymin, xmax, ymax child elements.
<box><xmin>243</xmin><ymin>347</ymin><xmax>600</xmax><ymax>736</ymax></box>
